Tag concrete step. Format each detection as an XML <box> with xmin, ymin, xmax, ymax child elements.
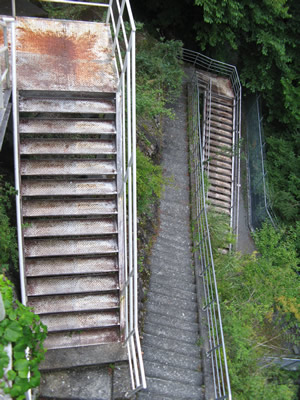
<box><xmin>144</xmin><ymin>360</ymin><xmax>203</xmax><ymax>387</ymax></box>
<box><xmin>150</xmin><ymin>268</ymin><xmax>195</xmax><ymax>285</ymax></box>
<box><xmin>142</xmin><ymin>344</ymin><xmax>201</xmax><ymax>372</ymax></box>
<box><xmin>142</xmin><ymin>333</ymin><xmax>200</xmax><ymax>358</ymax></box>
<box><xmin>150</xmin><ymin>275</ymin><xmax>196</xmax><ymax>294</ymax></box>
<box><xmin>146</xmin><ymin>291</ymin><xmax>197</xmax><ymax>313</ymax></box>
<box><xmin>148</xmin><ymin>282</ymin><xmax>197</xmax><ymax>302</ymax></box>
<box><xmin>143</xmin><ymin>322</ymin><xmax>198</xmax><ymax>345</ymax></box>
<box><xmin>146</xmin><ymin>311</ymin><xmax>199</xmax><ymax>333</ymax></box>
<box><xmin>140</xmin><ymin>376</ymin><xmax>203</xmax><ymax>399</ymax></box>
<box><xmin>146</xmin><ymin>300</ymin><xmax>197</xmax><ymax>324</ymax></box>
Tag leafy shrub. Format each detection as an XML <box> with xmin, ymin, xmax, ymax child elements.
<box><xmin>0</xmin><ymin>178</ymin><xmax>18</xmax><ymax>274</ymax></box>
<box><xmin>215</xmin><ymin>222</ymin><xmax>299</xmax><ymax>399</ymax></box>
<box><xmin>0</xmin><ymin>276</ymin><xmax>47</xmax><ymax>400</ymax></box>
<box><xmin>136</xmin><ymin>148</ymin><xmax>163</xmax><ymax>215</ymax></box>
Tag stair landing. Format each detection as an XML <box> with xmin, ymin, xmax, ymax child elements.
<box><xmin>4</xmin><ymin>16</ymin><xmax>117</xmax><ymax>93</ymax></box>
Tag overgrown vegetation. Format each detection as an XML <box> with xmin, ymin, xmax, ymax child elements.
<box><xmin>0</xmin><ymin>277</ymin><xmax>47</xmax><ymax>400</ymax></box>
<box><xmin>210</xmin><ymin>217</ymin><xmax>300</xmax><ymax>399</ymax></box>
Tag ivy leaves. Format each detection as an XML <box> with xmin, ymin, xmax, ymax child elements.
<box><xmin>0</xmin><ymin>276</ymin><xmax>47</xmax><ymax>400</ymax></box>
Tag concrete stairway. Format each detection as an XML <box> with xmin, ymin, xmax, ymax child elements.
<box><xmin>139</xmin><ymin>86</ymin><xmax>204</xmax><ymax>399</ymax></box>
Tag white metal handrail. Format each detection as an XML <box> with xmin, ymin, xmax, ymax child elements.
<box><xmin>182</xmin><ymin>48</ymin><xmax>242</xmax><ymax>242</ymax></box>
<box><xmin>188</xmin><ymin>76</ymin><xmax>232</xmax><ymax>400</ymax></box>
<box><xmin>0</xmin><ymin>19</ymin><xmax>10</xmax><ymax>109</ymax></box>
<box><xmin>10</xmin><ymin>0</ymin><xmax>146</xmax><ymax>395</ymax></box>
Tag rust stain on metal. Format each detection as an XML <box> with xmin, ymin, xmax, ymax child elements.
<box><xmin>17</xmin><ymin>25</ymin><xmax>96</xmax><ymax>60</ymax></box>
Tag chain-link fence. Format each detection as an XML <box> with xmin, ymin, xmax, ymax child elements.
<box><xmin>245</xmin><ymin>95</ymin><xmax>276</xmax><ymax>231</ymax></box>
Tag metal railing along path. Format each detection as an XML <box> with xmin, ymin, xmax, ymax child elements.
<box><xmin>9</xmin><ymin>0</ymin><xmax>146</xmax><ymax>396</ymax></box>
<box><xmin>182</xmin><ymin>48</ymin><xmax>242</xmax><ymax>243</ymax></box>
<box><xmin>0</xmin><ymin>19</ymin><xmax>10</xmax><ymax>110</ymax></box>
<box><xmin>188</xmin><ymin>75</ymin><xmax>232</xmax><ymax>400</ymax></box>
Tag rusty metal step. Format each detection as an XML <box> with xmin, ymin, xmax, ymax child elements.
<box><xmin>40</xmin><ymin>310</ymin><xmax>119</xmax><ymax>332</ymax></box>
<box><xmin>209</xmin><ymin>177</ymin><xmax>231</xmax><ymax>193</ymax></box>
<box><xmin>209</xmin><ymin>127</ymin><xmax>233</xmax><ymax>142</ymax></box>
<box><xmin>208</xmin><ymin>197</ymin><xmax>231</xmax><ymax>211</ymax></box>
<box><xmin>20</xmin><ymin>138</ymin><xmax>116</xmax><ymax>155</ymax></box>
<box><xmin>211</xmin><ymin>94</ymin><xmax>233</xmax><ymax>106</ymax></box>
<box><xmin>209</xmin><ymin>138</ymin><xmax>232</xmax><ymax>150</ymax></box>
<box><xmin>21</xmin><ymin>159</ymin><xmax>116</xmax><ymax>176</ymax></box>
<box><xmin>209</xmin><ymin>183</ymin><xmax>231</xmax><ymax>197</ymax></box>
<box><xmin>209</xmin><ymin>106</ymin><xmax>232</xmax><ymax>119</ymax></box>
<box><xmin>19</xmin><ymin>118</ymin><xmax>116</xmax><ymax>135</ymax></box>
<box><xmin>23</xmin><ymin>198</ymin><xmax>117</xmax><ymax>217</ymax></box>
<box><xmin>22</xmin><ymin>179</ymin><xmax>117</xmax><ymax>197</ymax></box>
<box><xmin>44</xmin><ymin>327</ymin><xmax>120</xmax><ymax>349</ymax></box>
<box><xmin>19</xmin><ymin>97</ymin><xmax>115</xmax><ymax>114</ymax></box>
<box><xmin>208</xmin><ymin>164</ymin><xmax>232</xmax><ymax>178</ymax></box>
<box><xmin>208</xmin><ymin>158</ymin><xmax>232</xmax><ymax>171</ymax></box>
<box><xmin>24</xmin><ymin>237</ymin><xmax>118</xmax><ymax>258</ymax></box>
<box><xmin>208</xmin><ymin>191</ymin><xmax>231</xmax><ymax>204</ymax></box>
<box><xmin>207</xmin><ymin>147</ymin><xmax>232</xmax><ymax>163</ymax></box>
<box><xmin>27</xmin><ymin>274</ymin><xmax>119</xmax><ymax>296</ymax></box>
<box><xmin>23</xmin><ymin>217</ymin><xmax>117</xmax><ymax>238</ymax></box>
<box><xmin>209</xmin><ymin>170</ymin><xmax>232</xmax><ymax>184</ymax></box>
<box><xmin>210</xmin><ymin>101</ymin><xmax>232</xmax><ymax>113</ymax></box>
<box><xmin>210</xmin><ymin>113</ymin><xmax>232</xmax><ymax>127</ymax></box>
<box><xmin>26</xmin><ymin>256</ymin><xmax>118</xmax><ymax>277</ymax></box>
<box><xmin>28</xmin><ymin>293</ymin><xmax>119</xmax><ymax>314</ymax></box>
<box><xmin>210</xmin><ymin>119</ymin><xmax>232</xmax><ymax>133</ymax></box>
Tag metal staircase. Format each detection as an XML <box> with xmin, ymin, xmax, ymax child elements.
<box><xmin>2</xmin><ymin>0</ymin><xmax>146</xmax><ymax>395</ymax></box>
<box><xmin>197</xmin><ymin>70</ymin><xmax>235</xmax><ymax>224</ymax></box>
<box><xmin>19</xmin><ymin>92</ymin><xmax>123</xmax><ymax>350</ymax></box>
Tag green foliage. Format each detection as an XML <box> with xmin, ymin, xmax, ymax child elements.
<box><xmin>0</xmin><ymin>177</ymin><xmax>18</xmax><ymax>274</ymax></box>
<box><xmin>136</xmin><ymin>32</ymin><xmax>184</xmax><ymax>121</ymax></box>
<box><xmin>194</xmin><ymin>0</ymin><xmax>299</xmax><ymax>128</ymax></box>
<box><xmin>136</xmin><ymin>148</ymin><xmax>164</xmax><ymax>215</ymax></box>
<box><xmin>265</xmin><ymin>134</ymin><xmax>300</xmax><ymax>224</ymax></box>
<box><xmin>214</xmin><ymin>222</ymin><xmax>299</xmax><ymax>399</ymax></box>
<box><xmin>39</xmin><ymin>0</ymin><xmax>104</xmax><ymax>21</ymax></box>
<box><xmin>0</xmin><ymin>276</ymin><xmax>47</xmax><ymax>399</ymax></box>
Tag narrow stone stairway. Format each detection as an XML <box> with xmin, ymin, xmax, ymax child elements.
<box><xmin>139</xmin><ymin>86</ymin><xmax>204</xmax><ymax>399</ymax></box>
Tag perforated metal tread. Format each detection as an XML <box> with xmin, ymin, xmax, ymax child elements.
<box><xmin>28</xmin><ymin>293</ymin><xmax>119</xmax><ymax>314</ymax></box>
<box><xmin>26</xmin><ymin>256</ymin><xmax>118</xmax><ymax>277</ymax></box>
<box><xmin>23</xmin><ymin>217</ymin><xmax>117</xmax><ymax>238</ymax></box>
<box><xmin>22</xmin><ymin>179</ymin><xmax>117</xmax><ymax>196</ymax></box>
<box><xmin>44</xmin><ymin>327</ymin><xmax>120</xmax><ymax>350</ymax></box>
<box><xmin>21</xmin><ymin>159</ymin><xmax>117</xmax><ymax>176</ymax></box>
<box><xmin>27</xmin><ymin>274</ymin><xmax>119</xmax><ymax>296</ymax></box>
<box><xmin>19</xmin><ymin>97</ymin><xmax>116</xmax><ymax>114</ymax></box>
<box><xmin>20</xmin><ymin>139</ymin><xmax>116</xmax><ymax>155</ymax></box>
<box><xmin>19</xmin><ymin>118</ymin><xmax>116</xmax><ymax>134</ymax></box>
<box><xmin>41</xmin><ymin>310</ymin><xmax>120</xmax><ymax>332</ymax></box>
<box><xmin>24</xmin><ymin>237</ymin><xmax>118</xmax><ymax>257</ymax></box>
<box><xmin>23</xmin><ymin>198</ymin><xmax>117</xmax><ymax>217</ymax></box>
